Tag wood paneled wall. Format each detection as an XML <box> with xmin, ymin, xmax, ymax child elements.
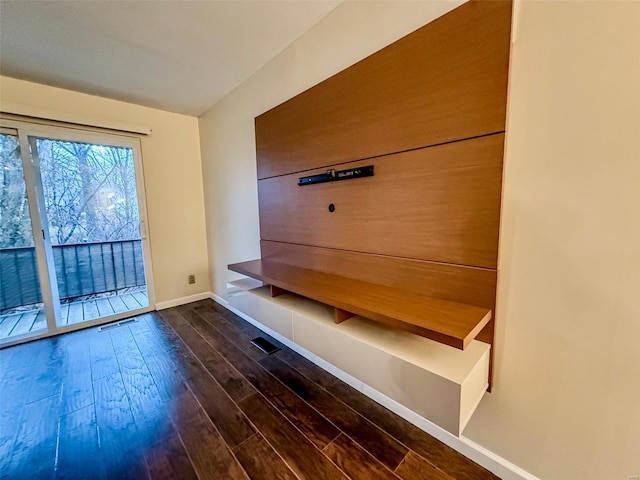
<box><xmin>248</xmin><ymin>0</ymin><xmax>511</xmax><ymax>359</ymax></box>
<box><xmin>255</xmin><ymin>0</ymin><xmax>512</xmax><ymax>179</ymax></box>
<box><xmin>259</xmin><ymin>134</ymin><xmax>505</xmax><ymax>269</ymax></box>
<box><xmin>261</xmin><ymin>241</ymin><xmax>497</xmax><ymax>311</ymax></box>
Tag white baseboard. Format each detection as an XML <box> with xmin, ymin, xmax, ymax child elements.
<box><xmin>211</xmin><ymin>292</ymin><xmax>226</xmax><ymax>304</ymax></box>
<box><xmin>459</xmin><ymin>437</ymin><xmax>541</xmax><ymax>480</ymax></box>
<box><xmin>155</xmin><ymin>291</ymin><xmax>213</xmax><ymax>311</ymax></box>
<box><xmin>210</xmin><ymin>293</ymin><xmax>539</xmax><ymax>480</ymax></box>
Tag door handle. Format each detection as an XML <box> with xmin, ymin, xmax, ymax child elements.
<box><xmin>139</xmin><ymin>220</ymin><xmax>147</xmax><ymax>239</ymax></box>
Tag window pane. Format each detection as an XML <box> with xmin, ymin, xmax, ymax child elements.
<box><xmin>36</xmin><ymin>139</ymin><xmax>140</xmax><ymax>245</ymax></box>
<box><xmin>0</xmin><ymin>133</ymin><xmax>34</xmax><ymax>248</ymax></box>
<box><xmin>0</xmin><ymin>133</ymin><xmax>45</xmax><ymax>337</ymax></box>
<box><xmin>35</xmin><ymin>137</ymin><xmax>148</xmax><ymax>325</ymax></box>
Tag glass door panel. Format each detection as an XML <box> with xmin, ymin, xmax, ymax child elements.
<box><xmin>0</xmin><ymin>130</ymin><xmax>47</xmax><ymax>342</ymax></box>
<box><xmin>33</xmin><ymin>137</ymin><xmax>149</xmax><ymax>328</ymax></box>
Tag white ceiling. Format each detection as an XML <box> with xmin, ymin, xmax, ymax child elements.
<box><xmin>0</xmin><ymin>0</ymin><xmax>340</xmax><ymax>116</ymax></box>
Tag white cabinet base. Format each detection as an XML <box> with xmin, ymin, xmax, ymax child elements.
<box><xmin>227</xmin><ymin>280</ymin><xmax>489</xmax><ymax>436</ymax></box>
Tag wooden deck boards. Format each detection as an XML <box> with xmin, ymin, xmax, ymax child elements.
<box><xmin>0</xmin><ymin>290</ymin><xmax>148</xmax><ymax>340</ymax></box>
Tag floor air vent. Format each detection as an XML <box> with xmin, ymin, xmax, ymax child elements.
<box><xmin>250</xmin><ymin>337</ymin><xmax>280</xmax><ymax>355</ymax></box>
<box><xmin>99</xmin><ymin>318</ymin><xmax>138</xmax><ymax>332</ymax></box>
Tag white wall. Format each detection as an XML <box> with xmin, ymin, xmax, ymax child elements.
<box><xmin>466</xmin><ymin>2</ymin><xmax>640</xmax><ymax>478</ymax></box>
<box><xmin>199</xmin><ymin>1</ymin><xmax>640</xmax><ymax>479</ymax></box>
<box><xmin>1</xmin><ymin>76</ymin><xmax>211</xmax><ymax>305</ymax></box>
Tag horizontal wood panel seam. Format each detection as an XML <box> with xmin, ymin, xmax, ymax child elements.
<box><xmin>256</xmin><ymin>130</ymin><xmax>505</xmax><ymax>180</ymax></box>
<box><xmin>259</xmin><ymin>240</ymin><xmax>498</xmax><ymax>273</ymax></box>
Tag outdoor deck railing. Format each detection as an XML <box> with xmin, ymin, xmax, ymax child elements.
<box><xmin>0</xmin><ymin>240</ymin><xmax>145</xmax><ymax>311</ymax></box>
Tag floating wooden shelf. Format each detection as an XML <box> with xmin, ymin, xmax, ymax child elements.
<box><xmin>228</xmin><ymin>259</ymin><xmax>491</xmax><ymax>350</ymax></box>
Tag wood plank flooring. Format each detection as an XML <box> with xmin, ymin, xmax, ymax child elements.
<box><xmin>0</xmin><ymin>299</ymin><xmax>500</xmax><ymax>480</ymax></box>
<box><xmin>0</xmin><ymin>290</ymin><xmax>148</xmax><ymax>341</ymax></box>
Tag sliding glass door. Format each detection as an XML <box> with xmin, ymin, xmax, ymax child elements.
<box><xmin>0</xmin><ymin>121</ymin><xmax>154</xmax><ymax>346</ymax></box>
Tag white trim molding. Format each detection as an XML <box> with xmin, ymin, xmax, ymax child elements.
<box><xmin>210</xmin><ymin>292</ymin><xmax>540</xmax><ymax>480</ymax></box>
<box><xmin>156</xmin><ymin>292</ymin><xmax>213</xmax><ymax>311</ymax></box>
<box><xmin>0</xmin><ymin>101</ymin><xmax>151</xmax><ymax>135</ymax></box>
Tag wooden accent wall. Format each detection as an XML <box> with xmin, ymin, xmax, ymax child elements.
<box><xmin>260</xmin><ymin>241</ymin><xmax>497</xmax><ymax>311</ymax></box>
<box><xmin>259</xmin><ymin>134</ymin><xmax>505</xmax><ymax>269</ymax></box>
<box><xmin>255</xmin><ymin>0</ymin><xmax>512</xmax><ymax>179</ymax></box>
<box><xmin>242</xmin><ymin>0</ymin><xmax>511</xmax><ymax>364</ymax></box>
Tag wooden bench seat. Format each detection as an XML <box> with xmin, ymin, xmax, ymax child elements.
<box><xmin>228</xmin><ymin>258</ymin><xmax>492</xmax><ymax>350</ymax></box>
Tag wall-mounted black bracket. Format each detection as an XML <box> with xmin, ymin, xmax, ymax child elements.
<box><xmin>298</xmin><ymin>165</ymin><xmax>374</xmax><ymax>186</ymax></box>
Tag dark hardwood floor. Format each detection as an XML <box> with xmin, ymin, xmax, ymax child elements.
<box><xmin>0</xmin><ymin>299</ymin><xmax>499</xmax><ymax>480</ymax></box>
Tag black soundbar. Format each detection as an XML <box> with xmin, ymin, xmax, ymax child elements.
<box><xmin>298</xmin><ymin>165</ymin><xmax>374</xmax><ymax>186</ymax></box>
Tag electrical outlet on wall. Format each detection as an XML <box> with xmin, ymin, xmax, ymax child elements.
<box><xmin>188</xmin><ymin>275</ymin><xmax>195</xmax><ymax>285</ymax></box>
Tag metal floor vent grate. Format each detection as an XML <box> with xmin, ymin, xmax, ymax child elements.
<box><xmin>99</xmin><ymin>318</ymin><xmax>138</xmax><ymax>332</ymax></box>
<box><xmin>250</xmin><ymin>337</ymin><xmax>280</xmax><ymax>355</ymax></box>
